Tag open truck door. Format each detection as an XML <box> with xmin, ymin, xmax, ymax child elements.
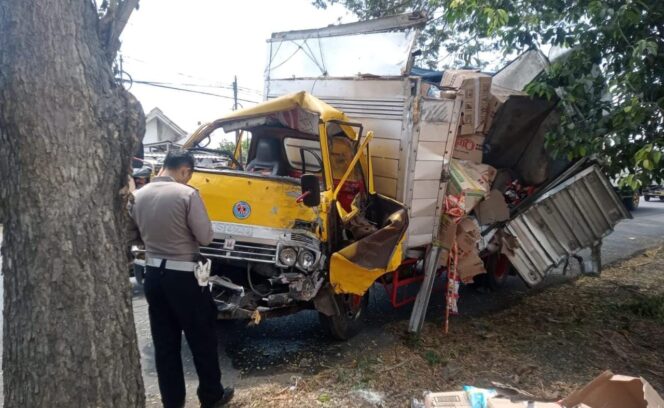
<box><xmin>329</xmin><ymin>131</ymin><xmax>409</xmax><ymax>296</ymax></box>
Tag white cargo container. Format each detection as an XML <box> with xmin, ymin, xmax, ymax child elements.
<box><xmin>265</xmin><ymin>13</ymin><xmax>462</xmax><ymax>250</ymax></box>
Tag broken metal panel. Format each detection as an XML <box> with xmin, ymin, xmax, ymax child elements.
<box><xmin>267</xmin><ymin>12</ymin><xmax>425</xmax><ymax>80</ymax></box>
<box><xmin>267</xmin><ymin>30</ymin><xmax>418</xmax><ymax>79</ymax></box>
<box><xmin>269</xmin><ymin>12</ymin><xmax>427</xmax><ymax>41</ymax></box>
<box><xmin>409</xmin><ymin>97</ymin><xmax>462</xmax><ymax>249</ymax></box>
<box><xmin>504</xmin><ymin>165</ymin><xmax>631</xmax><ymax>286</ymax></box>
<box><xmin>492</xmin><ymin>49</ymin><xmax>550</xmax><ymax>91</ymax></box>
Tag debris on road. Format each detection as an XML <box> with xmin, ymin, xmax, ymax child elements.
<box><xmin>224</xmin><ymin>246</ymin><xmax>664</xmax><ymax>407</ymax></box>
<box><xmin>415</xmin><ymin>370</ymin><xmax>664</xmax><ymax>408</ymax></box>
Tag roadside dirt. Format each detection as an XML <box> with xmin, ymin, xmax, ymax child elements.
<box><xmin>229</xmin><ymin>246</ymin><xmax>664</xmax><ymax>407</ymax></box>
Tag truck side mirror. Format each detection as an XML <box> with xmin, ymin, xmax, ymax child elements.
<box><xmin>300</xmin><ymin>174</ymin><xmax>321</xmax><ymax>207</ymax></box>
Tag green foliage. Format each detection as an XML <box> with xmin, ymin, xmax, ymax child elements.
<box><xmin>219</xmin><ymin>136</ymin><xmax>250</xmax><ymax>164</ymax></box>
<box><xmin>314</xmin><ymin>0</ymin><xmax>664</xmax><ymax>184</ymax></box>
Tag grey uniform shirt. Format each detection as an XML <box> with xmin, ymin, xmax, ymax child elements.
<box><xmin>130</xmin><ymin>176</ymin><xmax>214</xmax><ymax>262</ymax></box>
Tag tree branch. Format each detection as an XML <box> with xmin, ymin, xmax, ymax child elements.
<box><xmin>99</xmin><ymin>0</ymin><xmax>139</xmax><ymax>64</ymax></box>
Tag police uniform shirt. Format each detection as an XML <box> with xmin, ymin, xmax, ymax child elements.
<box><xmin>130</xmin><ymin>176</ymin><xmax>214</xmax><ymax>262</ymax></box>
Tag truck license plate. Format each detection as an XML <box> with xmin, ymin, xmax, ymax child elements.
<box><xmin>223</xmin><ymin>239</ymin><xmax>236</xmax><ymax>250</ymax></box>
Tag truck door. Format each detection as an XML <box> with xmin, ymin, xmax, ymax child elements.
<box><xmin>328</xmin><ymin>132</ymin><xmax>409</xmax><ymax>295</ymax></box>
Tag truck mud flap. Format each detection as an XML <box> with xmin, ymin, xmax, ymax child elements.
<box><xmin>502</xmin><ymin>165</ymin><xmax>631</xmax><ymax>286</ymax></box>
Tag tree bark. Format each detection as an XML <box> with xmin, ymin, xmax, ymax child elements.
<box><xmin>0</xmin><ymin>0</ymin><xmax>145</xmax><ymax>407</ymax></box>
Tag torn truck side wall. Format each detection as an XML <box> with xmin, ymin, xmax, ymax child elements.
<box><xmin>502</xmin><ymin>165</ymin><xmax>631</xmax><ymax>286</ymax></box>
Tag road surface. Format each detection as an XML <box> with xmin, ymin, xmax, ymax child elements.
<box><xmin>1</xmin><ymin>199</ymin><xmax>663</xmax><ymax>405</ymax></box>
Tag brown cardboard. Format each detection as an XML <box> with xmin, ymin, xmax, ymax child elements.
<box><xmin>456</xmin><ymin>251</ymin><xmax>486</xmax><ymax>283</ymax></box>
<box><xmin>475</xmin><ymin>190</ymin><xmax>510</xmax><ymax>225</ymax></box>
<box><xmin>448</xmin><ymin>159</ymin><xmax>497</xmax><ymax>212</ymax></box>
<box><xmin>453</xmin><ymin>134</ymin><xmax>485</xmax><ymax>163</ymax></box>
<box><xmin>438</xmin><ymin>214</ymin><xmax>458</xmax><ymax>252</ymax></box>
<box><xmin>561</xmin><ymin>371</ymin><xmax>664</xmax><ymax>408</ymax></box>
<box><xmin>455</xmin><ymin>217</ymin><xmax>481</xmax><ymax>256</ymax></box>
<box><xmin>425</xmin><ymin>391</ymin><xmax>472</xmax><ymax>408</ymax></box>
<box><xmin>488</xmin><ymin>399</ymin><xmax>561</xmax><ymax>408</ymax></box>
<box><xmin>441</xmin><ymin>70</ymin><xmax>492</xmax><ymax>136</ymax></box>
<box><xmin>483</xmin><ymin>85</ymin><xmax>527</xmax><ymax>134</ymax></box>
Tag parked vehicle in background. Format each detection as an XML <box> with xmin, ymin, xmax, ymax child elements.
<box><xmin>643</xmin><ymin>185</ymin><xmax>664</xmax><ymax>202</ymax></box>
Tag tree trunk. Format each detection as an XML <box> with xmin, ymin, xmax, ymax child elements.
<box><xmin>0</xmin><ymin>0</ymin><xmax>145</xmax><ymax>407</ymax></box>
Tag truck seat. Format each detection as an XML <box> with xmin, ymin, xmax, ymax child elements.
<box><xmin>247</xmin><ymin>138</ymin><xmax>282</xmax><ymax>176</ymax></box>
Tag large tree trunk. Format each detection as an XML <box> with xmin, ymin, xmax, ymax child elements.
<box><xmin>0</xmin><ymin>0</ymin><xmax>145</xmax><ymax>407</ymax></box>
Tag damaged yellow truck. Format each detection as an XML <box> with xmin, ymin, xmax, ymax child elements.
<box><xmin>181</xmin><ymin>92</ymin><xmax>408</xmax><ymax>339</ymax></box>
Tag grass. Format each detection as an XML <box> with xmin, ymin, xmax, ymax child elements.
<box><xmin>223</xmin><ymin>246</ymin><xmax>664</xmax><ymax>407</ymax></box>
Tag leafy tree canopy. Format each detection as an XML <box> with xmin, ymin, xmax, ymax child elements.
<box><xmin>314</xmin><ymin>0</ymin><xmax>664</xmax><ymax>187</ymax></box>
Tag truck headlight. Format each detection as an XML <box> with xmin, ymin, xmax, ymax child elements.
<box><xmin>279</xmin><ymin>247</ymin><xmax>297</xmax><ymax>266</ymax></box>
<box><xmin>298</xmin><ymin>250</ymin><xmax>316</xmax><ymax>270</ymax></box>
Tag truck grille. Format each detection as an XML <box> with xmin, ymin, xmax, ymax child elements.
<box><xmin>201</xmin><ymin>239</ymin><xmax>277</xmax><ymax>263</ymax></box>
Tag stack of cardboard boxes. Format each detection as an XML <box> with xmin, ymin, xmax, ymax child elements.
<box><xmin>438</xmin><ymin>70</ymin><xmax>512</xmax><ymax>283</ymax></box>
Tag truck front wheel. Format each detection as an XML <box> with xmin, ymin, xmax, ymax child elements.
<box><xmin>319</xmin><ymin>293</ymin><xmax>368</xmax><ymax>340</ymax></box>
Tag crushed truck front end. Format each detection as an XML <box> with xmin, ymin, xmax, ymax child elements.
<box><xmin>182</xmin><ymin>92</ymin><xmax>408</xmax><ymax>338</ymax></box>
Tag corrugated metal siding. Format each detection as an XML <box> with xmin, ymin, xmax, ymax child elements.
<box><xmin>404</xmin><ymin>97</ymin><xmax>462</xmax><ymax>248</ymax></box>
<box><xmin>504</xmin><ymin>165</ymin><xmax>631</xmax><ymax>286</ymax></box>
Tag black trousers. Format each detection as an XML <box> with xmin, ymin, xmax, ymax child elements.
<box><xmin>144</xmin><ymin>265</ymin><xmax>224</xmax><ymax>408</ymax></box>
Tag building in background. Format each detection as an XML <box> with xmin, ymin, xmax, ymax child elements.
<box><xmin>142</xmin><ymin>107</ymin><xmax>188</xmax><ymax>153</ymax></box>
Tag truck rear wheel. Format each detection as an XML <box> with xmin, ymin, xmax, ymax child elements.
<box><xmin>644</xmin><ymin>195</ymin><xmax>651</xmax><ymax>201</ymax></box>
<box><xmin>319</xmin><ymin>293</ymin><xmax>368</xmax><ymax>340</ymax></box>
<box><xmin>477</xmin><ymin>252</ymin><xmax>511</xmax><ymax>290</ymax></box>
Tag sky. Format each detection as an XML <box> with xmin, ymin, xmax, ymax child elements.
<box><xmin>120</xmin><ymin>0</ymin><xmax>354</xmax><ymax>136</ymax></box>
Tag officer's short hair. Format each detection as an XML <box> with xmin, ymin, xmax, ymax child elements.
<box><xmin>164</xmin><ymin>150</ymin><xmax>195</xmax><ymax>170</ymax></box>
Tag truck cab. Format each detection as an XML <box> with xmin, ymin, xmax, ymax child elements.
<box><xmin>181</xmin><ymin>92</ymin><xmax>408</xmax><ymax>339</ymax></box>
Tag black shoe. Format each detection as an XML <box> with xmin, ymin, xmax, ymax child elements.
<box><xmin>203</xmin><ymin>387</ymin><xmax>234</xmax><ymax>408</ymax></box>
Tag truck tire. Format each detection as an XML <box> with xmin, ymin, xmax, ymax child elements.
<box><xmin>622</xmin><ymin>191</ymin><xmax>640</xmax><ymax>211</ymax></box>
<box><xmin>319</xmin><ymin>293</ymin><xmax>368</xmax><ymax>340</ymax></box>
<box><xmin>478</xmin><ymin>252</ymin><xmax>511</xmax><ymax>290</ymax></box>
<box><xmin>644</xmin><ymin>195</ymin><xmax>651</xmax><ymax>202</ymax></box>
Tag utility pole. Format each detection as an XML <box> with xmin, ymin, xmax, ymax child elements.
<box><xmin>232</xmin><ymin>75</ymin><xmax>238</xmax><ymax>111</ymax></box>
<box><xmin>232</xmin><ymin>75</ymin><xmax>242</xmax><ymax>165</ymax></box>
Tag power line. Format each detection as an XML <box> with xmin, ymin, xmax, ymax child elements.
<box><xmin>128</xmin><ymin>80</ymin><xmax>260</xmax><ymax>104</ymax></box>
<box><xmin>122</xmin><ymin>55</ymin><xmax>264</xmax><ymax>95</ymax></box>
<box><xmin>129</xmin><ymin>79</ymin><xmax>261</xmax><ymax>97</ymax></box>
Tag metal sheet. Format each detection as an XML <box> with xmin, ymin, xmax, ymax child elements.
<box><xmin>267</xmin><ymin>30</ymin><xmax>418</xmax><ymax>79</ymax></box>
<box><xmin>504</xmin><ymin>165</ymin><xmax>631</xmax><ymax>286</ymax></box>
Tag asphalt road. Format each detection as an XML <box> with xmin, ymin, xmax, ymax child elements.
<box><xmin>1</xmin><ymin>198</ymin><xmax>664</xmax><ymax>405</ymax></box>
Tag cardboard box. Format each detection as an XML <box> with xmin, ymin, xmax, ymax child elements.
<box><xmin>453</xmin><ymin>134</ymin><xmax>485</xmax><ymax>164</ymax></box>
<box><xmin>455</xmin><ymin>217</ymin><xmax>481</xmax><ymax>256</ymax></box>
<box><xmin>441</xmin><ymin>70</ymin><xmax>492</xmax><ymax>136</ymax></box>
<box><xmin>437</xmin><ymin>214</ymin><xmax>458</xmax><ymax>254</ymax></box>
<box><xmin>474</xmin><ymin>190</ymin><xmax>510</xmax><ymax>225</ymax></box>
<box><xmin>425</xmin><ymin>391</ymin><xmax>472</xmax><ymax>408</ymax></box>
<box><xmin>483</xmin><ymin>85</ymin><xmax>527</xmax><ymax>134</ymax></box>
<box><xmin>456</xmin><ymin>250</ymin><xmax>486</xmax><ymax>283</ymax></box>
<box><xmin>488</xmin><ymin>399</ymin><xmax>561</xmax><ymax>408</ymax></box>
<box><xmin>561</xmin><ymin>371</ymin><xmax>664</xmax><ymax>408</ymax></box>
<box><xmin>448</xmin><ymin>159</ymin><xmax>497</xmax><ymax>212</ymax></box>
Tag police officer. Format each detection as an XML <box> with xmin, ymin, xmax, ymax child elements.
<box><xmin>130</xmin><ymin>150</ymin><xmax>233</xmax><ymax>408</ymax></box>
